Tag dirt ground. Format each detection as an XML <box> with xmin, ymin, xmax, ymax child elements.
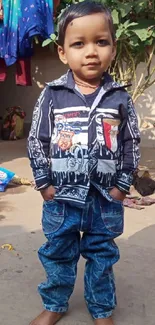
<box><xmin>0</xmin><ymin>139</ymin><xmax>155</xmax><ymax>325</ymax></box>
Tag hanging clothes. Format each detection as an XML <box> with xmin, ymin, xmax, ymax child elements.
<box><xmin>0</xmin><ymin>57</ymin><xmax>32</xmax><ymax>86</ymax></box>
<box><xmin>0</xmin><ymin>58</ymin><xmax>6</xmax><ymax>81</ymax></box>
<box><xmin>0</xmin><ymin>0</ymin><xmax>54</xmax><ymax>66</ymax></box>
<box><xmin>16</xmin><ymin>58</ymin><xmax>32</xmax><ymax>86</ymax></box>
<box><xmin>36</xmin><ymin>0</ymin><xmax>54</xmax><ymax>39</ymax></box>
<box><xmin>0</xmin><ymin>0</ymin><xmax>4</xmax><ymax>21</ymax></box>
<box><xmin>19</xmin><ymin>0</ymin><xmax>54</xmax><ymax>57</ymax></box>
<box><xmin>0</xmin><ymin>0</ymin><xmax>20</xmax><ymax>66</ymax></box>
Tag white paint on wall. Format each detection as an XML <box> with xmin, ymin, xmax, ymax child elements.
<box><xmin>135</xmin><ymin>56</ymin><xmax>155</xmax><ymax>147</ymax></box>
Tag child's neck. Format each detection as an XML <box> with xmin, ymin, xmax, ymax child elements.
<box><xmin>73</xmin><ymin>75</ymin><xmax>102</xmax><ymax>95</ymax></box>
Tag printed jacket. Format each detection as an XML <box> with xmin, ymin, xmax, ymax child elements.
<box><xmin>28</xmin><ymin>70</ymin><xmax>140</xmax><ymax>206</ymax></box>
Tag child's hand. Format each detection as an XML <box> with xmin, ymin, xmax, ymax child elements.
<box><xmin>109</xmin><ymin>187</ymin><xmax>126</xmax><ymax>202</ymax></box>
<box><xmin>40</xmin><ymin>185</ymin><xmax>56</xmax><ymax>201</ymax></box>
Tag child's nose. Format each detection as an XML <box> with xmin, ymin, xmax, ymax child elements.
<box><xmin>85</xmin><ymin>44</ymin><xmax>98</xmax><ymax>57</ymax></box>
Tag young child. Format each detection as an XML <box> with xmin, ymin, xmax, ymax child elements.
<box><xmin>28</xmin><ymin>1</ymin><xmax>140</xmax><ymax>325</ymax></box>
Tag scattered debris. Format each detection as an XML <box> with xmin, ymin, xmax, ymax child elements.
<box><xmin>141</xmin><ymin>119</ymin><xmax>155</xmax><ymax>129</ymax></box>
<box><xmin>133</xmin><ymin>169</ymin><xmax>155</xmax><ymax>196</ymax></box>
<box><xmin>11</xmin><ymin>175</ymin><xmax>32</xmax><ymax>186</ymax></box>
<box><xmin>141</xmin><ymin>121</ymin><xmax>150</xmax><ymax>129</ymax></box>
<box><xmin>124</xmin><ymin>196</ymin><xmax>155</xmax><ymax>210</ymax></box>
<box><xmin>1</xmin><ymin>243</ymin><xmax>14</xmax><ymax>251</ymax></box>
<box><xmin>124</xmin><ymin>198</ymin><xmax>144</xmax><ymax>209</ymax></box>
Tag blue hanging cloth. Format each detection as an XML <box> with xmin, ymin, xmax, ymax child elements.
<box><xmin>19</xmin><ymin>0</ymin><xmax>54</xmax><ymax>57</ymax></box>
<box><xmin>0</xmin><ymin>0</ymin><xmax>20</xmax><ymax>65</ymax></box>
<box><xmin>36</xmin><ymin>0</ymin><xmax>54</xmax><ymax>39</ymax></box>
<box><xmin>0</xmin><ymin>0</ymin><xmax>54</xmax><ymax>66</ymax></box>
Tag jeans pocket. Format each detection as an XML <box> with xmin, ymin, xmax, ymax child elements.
<box><xmin>100</xmin><ymin>198</ymin><xmax>124</xmax><ymax>235</ymax></box>
<box><xmin>42</xmin><ymin>200</ymin><xmax>65</xmax><ymax>234</ymax></box>
<box><xmin>109</xmin><ymin>195</ymin><xmax>124</xmax><ymax>205</ymax></box>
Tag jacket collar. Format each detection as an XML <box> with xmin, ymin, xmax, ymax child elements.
<box><xmin>47</xmin><ymin>69</ymin><xmax>130</xmax><ymax>92</ymax></box>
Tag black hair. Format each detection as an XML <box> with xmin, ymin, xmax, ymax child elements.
<box><xmin>57</xmin><ymin>0</ymin><xmax>115</xmax><ymax>46</ymax></box>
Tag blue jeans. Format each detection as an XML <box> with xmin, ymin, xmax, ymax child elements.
<box><xmin>38</xmin><ymin>188</ymin><xmax>124</xmax><ymax>319</ymax></box>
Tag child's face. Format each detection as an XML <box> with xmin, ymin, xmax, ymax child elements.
<box><xmin>58</xmin><ymin>13</ymin><xmax>116</xmax><ymax>82</ymax></box>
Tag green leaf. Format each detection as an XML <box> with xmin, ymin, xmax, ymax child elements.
<box><xmin>129</xmin><ymin>36</ymin><xmax>139</xmax><ymax>47</ymax></box>
<box><xmin>127</xmin><ymin>22</ymin><xmax>139</xmax><ymax>28</ymax></box>
<box><xmin>50</xmin><ymin>33</ymin><xmax>57</xmax><ymax>41</ymax></box>
<box><xmin>124</xmin><ymin>20</ymin><xmax>138</xmax><ymax>29</ymax></box>
<box><xmin>42</xmin><ymin>39</ymin><xmax>52</xmax><ymax>47</ymax></box>
<box><xmin>119</xmin><ymin>3</ymin><xmax>131</xmax><ymax>18</ymax></box>
<box><xmin>134</xmin><ymin>0</ymin><xmax>148</xmax><ymax>13</ymax></box>
<box><xmin>132</xmin><ymin>28</ymin><xmax>149</xmax><ymax>41</ymax></box>
<box><xmin>116</xmin><ymin>26</ymin><xmax>124</xmax><ymax>39</ymax></box>
<box><xmin>144</xmin><ymin>38</ymin><xmax>153</xmax><ymax>46</ymax></box>
<box><xmin>112</xmin><ymin>9</ymin><xmax>119</xmax><ymax>24</ymax></box>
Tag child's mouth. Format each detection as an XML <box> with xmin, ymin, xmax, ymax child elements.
<box><xmin>86</xmin><ymin>62</ymin><xmax>99</xmax><ymax>66</ymax></box>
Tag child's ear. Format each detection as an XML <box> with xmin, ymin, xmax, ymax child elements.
<box><xmin>58</xmin><ymin>46</ymin><xmax>68</xmax><ymax>65</ymax></box>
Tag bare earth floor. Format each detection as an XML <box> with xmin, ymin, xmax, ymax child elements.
<box><xmin>0</xmin><ymin>140</ymin><xmax>155</xmax><ymax>325</ymax></box>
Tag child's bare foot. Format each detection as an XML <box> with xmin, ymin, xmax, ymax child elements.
<box><xmin>29</xmin><ymin>310</ymin><xmax>64</xmax><ymax>325</ymax></box>
<box><xmin>94</xmin><ymin>317</ymin><xmax>114</xmax><ymax>325</ymax></box>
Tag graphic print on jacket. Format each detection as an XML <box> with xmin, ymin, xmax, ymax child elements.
<box><xmin>51</xmin><ymin>107</ymin><xmax>89</xmax><ymax>186</ymax></box>
<box><xmin>28</xmin><ymin>71</ymin><xmax>140</xmax><ymax>206</ymax></box>
<box><xmin>50</xmin><ymin>103</ymin><xmax>122</xmax><ymax>191</ymax></box>
<box><xmin>102</xmin><ymin>118</ymin><xmax>120</xmax><ymax>153</ymax></box>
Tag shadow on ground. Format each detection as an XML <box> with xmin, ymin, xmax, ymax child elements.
<box><xmin>0</xmin><ymin>224</ymin><xmax>155</xmax><ymax>325</ymax></box>
<box><xmin>0</xmin><ymin>184</ymin><xmax>29</xmax><ymax>196</ymax></box>
<box><xmin>0</xmin><ymin>139</ymin><xmax>27</xmax><ymax>164</ymax></box>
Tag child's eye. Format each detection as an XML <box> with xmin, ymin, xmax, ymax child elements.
<box><xmin>71</xmin><ymin>42</ymin><xmax>84</xmax><ymax>48</ymax></box>
<box><xmin>97</xmin><ymin>39</ymin><xmax>109</xmax><ymax>46</ymax></box>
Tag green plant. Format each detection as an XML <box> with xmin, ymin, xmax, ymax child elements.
<box><xmin>42</xmin><ymin>0</ymin><xmax>155</xmax><ymax>102</ymax></box>
<box><xmin>109</xmin><ymin>0</ymin><xmax>155</xmax><ymax>102</ymax></box>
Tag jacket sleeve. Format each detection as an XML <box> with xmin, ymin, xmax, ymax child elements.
<box><xmin>116</xmin><ymin>96</ymin><xmax>141</xmax><ymax>193</ymax></box>
<box><xmin>27</xmin><ymin>86</ymin><xmax>53</xmax><ymax>190</ymax></box>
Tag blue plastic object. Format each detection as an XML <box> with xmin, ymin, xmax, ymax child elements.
<box><xmin>0</xmin><ymin>167</ymin><xmax>15</xmax><ymax>192</ymax></box>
